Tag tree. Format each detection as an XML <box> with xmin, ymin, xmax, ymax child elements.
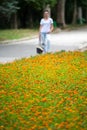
<box><xmin>72</xmin><ymin>0</ymin><xmax>77</xmax><ymax>24</ymax></box>
<box><xmin>56</xmin><ymin>0</ymin><xmax>66</xmax><ymax>27</ymax></box>
<box><xmin>78</xmin><ymin>0</ymin><xmax>87</xmax><ymax>23</ymax></box>
<box><xmin>0</xmin><ymin>0</ymin><xmax>20</xmax><ymax>29</ymax></box>
<box><xmin>72</xmin><ymin>0</ymin><xmax>87</xmax><ymax>24</ymax></box>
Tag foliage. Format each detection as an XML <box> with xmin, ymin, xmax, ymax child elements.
<box><xmin>24</xmin><ymin>0</ymin><xmax>57</xmax><ymax>9</ymax></box>
<box><xmin>0</xmin><ymin>51</ymin><xmax>87</xmax><ymax>129</ymax></box>
<box><xmin>77</xmin><ymin>0</ymin><xmax>87</xmax><ymax>7</ymax></box>
<box><xmin>0</xmin><ymin>0</ymin><xmax>87</xmax><ymax>29</ymax></box>
<box><xmin>0</xmin><ymin>0</ymin><xmax>20</xmax><ymax>20</ymax></box>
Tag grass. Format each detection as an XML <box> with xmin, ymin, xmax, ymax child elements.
<box><xmin>0</xmin><ymin>51</ymin><xmax>87</xmax><ymax>130</ymax></box>
<box><xmin>64</xmin><ymin>24</ymin><xmax>87</xmax><ymax>31</ymax></box>
<box><xmin>0</xmin><ymin>29</ymin><xmax>38</xmax><ymax>41</ymax></box>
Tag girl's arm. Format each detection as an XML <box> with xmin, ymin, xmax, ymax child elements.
<box><xmin>50</xmin><ymin>24</ymin><xmax>54</xmax><ymax>33</ymax></box>
<box><xmin>48</xmin><ymin>23</ymin><xmax>54</xmax><ymax>34</ymax></box>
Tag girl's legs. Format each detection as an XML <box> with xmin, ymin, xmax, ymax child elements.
<box><xmin>41</xmin><ymin>33</ymin><xmax>51</xmax><ymax>53</ymax></box>
<box><xmin>44</xmin><ymin>34</ymin><xmax>50</xmax><ymax>53</ymax></box>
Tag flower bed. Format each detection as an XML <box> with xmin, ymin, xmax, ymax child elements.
<box><xmin>0</xmin><ymin>51</ymin><xmax>87</xmax><ymax>130</ymax></box>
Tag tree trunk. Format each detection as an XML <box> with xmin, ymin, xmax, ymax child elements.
<box><xmin>14</xmin><ymin>13</ymin><xmax>18</xmax><ymax>29</ymax></box>
<box><xmin>85</xmin><ymin>8</ymin><xmax>87</xmax><ymax>23</ymax></box>
<box><xmin>78</xmin><ymin>7</ymin><xmax>82</xmax><ymax>19</ymax></box>
<box><xmin>11</xmin><ymin>13</ymin><xmax>18</xmax><ymax>29</ymax></box>
<box><xmin>29</xmin><ymin>14</ymin><xmax>33</xmax><ymax>28</ymax></box>
<box><xmin>56</xmin><ymin>0</ymin><xmax>66</xmax><ymax>28</ymax></box>
<box><xmin>72</xmin><ymin>0</ymin><xmax>77</xmax><ymax>24</ymax></box>
<box><xmin>77</xmin><ymin>7</ymin><xmax>83</xmax><ymax>24</ymax></box>
<box><xmin>45</xmin><ymin>4</ymin><xmax>51</xmax><ymax>17</ymax></box>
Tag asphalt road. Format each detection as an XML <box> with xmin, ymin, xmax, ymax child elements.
<box><xmin>0</xmin><ymin>28</ymin><xmax>87</xmax><ymax>63</ymax></box>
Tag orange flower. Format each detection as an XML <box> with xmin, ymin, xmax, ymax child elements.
<box><xmin>42</xmin><ymin>97</ymin><xmax>47</xmax><ymax>102</ymax></box>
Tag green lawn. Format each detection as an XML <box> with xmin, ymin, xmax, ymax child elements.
<box><xmin>0</xmin><ymin>51</ymin><xmax>87</xmax><ymax>130</ymax></box>
<box><xmin>0</xmin><ymin>29</ymin><xmax>38</xmax><ymax>41</ymax></box>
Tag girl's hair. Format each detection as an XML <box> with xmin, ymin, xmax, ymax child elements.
<box><xmin>44</xmin><ymin>10</ymin><xmax>49</xmax><ymax>13</ymax></box>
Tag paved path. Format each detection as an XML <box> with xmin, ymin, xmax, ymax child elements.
<box><xmin>0</xmin><ymin>27</ymin><xmax>87</xmax><ymax>63</ymax></box>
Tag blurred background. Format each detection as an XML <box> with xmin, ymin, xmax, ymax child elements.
<box><xmin>0</xmin><ymin>0</ymin><xmax>87</xmax><ymax>29</ymax></box>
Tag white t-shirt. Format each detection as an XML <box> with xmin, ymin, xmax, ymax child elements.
<box><xmin>40</xmin><ymin>18</ymin><xmax>53</xmax><ymax>33</ymax></box>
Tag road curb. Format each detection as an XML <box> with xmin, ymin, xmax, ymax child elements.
<box><xmin>0</xmin><ymin>35</ymin><xmax>38</xmax><ymax>44</ymax></box>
